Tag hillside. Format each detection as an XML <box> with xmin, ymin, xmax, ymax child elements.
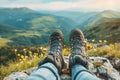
<box><xmin>0</xmin><ymin>7</ymin><xmax>42</xmax><ymax>29</ymax></box>
<box><xmin>80</xmin><ymin>10</ymin><xmax>120</xmax><ymax>28</ymax></box>
<box><xmin>0</xmin><ymin>8</ymin><xmax>120</xmax><ymax>46</ymax></box>
<box><xmin>0</xmin><ymin>23</ymin><xmax>16</xmax><ymax>46</ymax></box>
<box><xmin>83</xmin><ymin>11</ymin><xmax>120</xmax><ymax>42</ymax></box>
<box><xmin>0</xmin><ymin>8</ymin><xmax>76</xmax><ymax>46</ymax></box>
<box><xmin>39</xmin><ymin>10</ymin><xmax>98</xmax><ymax>25</ymax></box>
<box><xmin>75</xmin><ymin>10</ymin><xmax>120</xmax><ymax>42</ymax></box>
<box><xmin>0</xmin><ymin>23</ymin><xmax>16</xmax><ymax>34</ymax></box>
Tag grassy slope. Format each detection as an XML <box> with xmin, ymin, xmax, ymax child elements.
<box><xmin>0</xmin><ymin>38</ymin><xmax>12</xmax><ymax>47</ymax></box>
<box><xmin>84</xmin><ymin>18</ymin><xmax>120</xmax><ymax>42</ymax></box>
<box><xmin>0</xmin><ymin>8</ymin><xmax>76</xmax><ymax>46</ymax></box>
<box><xmin>80</xmin><ymin>10</ymin><xmax>120</xmax><ymax>28</ymax></box>
<box><xmin>0</xmin><ymin>8</ymin><xmax>120</xmax><ymax>46</ymax></box>
<box><xmin>82</xmin><ymin>10</ymin><xmax>120</xmax><ymax>42</ymax></box>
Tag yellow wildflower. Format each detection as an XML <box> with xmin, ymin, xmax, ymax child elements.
<box><xmin>25</xmin><ymin>56</ymin><xmax>28</xmax><ymax>59</ymax></box>
<box><xmin>34</xmin><ymin>55</ymin><xmax>36</xmax><ymax>58</ymax></box>
<box><xmin>27</xmin><ymin>61</ymin><xmax>31</xmax><ymax>65</ymax></box>
<box><xmin>14</xmin><ymin>49</ymin><xmax>17</xmax><ymax>52</ymax></box>
<box><xmin>17</xmin><ymin>53</ymin><xmax>21</xmax><ymax>57</ymax></box>
<box><xmin>16</xmin><ymin>64</ymin><xmax>19</xmax><ymax>66</ymax></box>
<box><xmin>92</xmin><ymin>39</ymin><xmax>95</xmax><ymax>42</ymax></box>
<box><xmin>23</xmin><ymin>48</ymin><xmax>26</xmax><ymax>51</ymax></box>
<box><xmin>21</xmin><ymin>55</ymin><xmax>24</xmax><ymax>59</ymax></box>
<box><xmin>64</xmin><ymin>48</ymin><xmax>67</xmax><ymax>51</ymax></box>
<box><xmin>43</xmin><ymin>48</ymin><xmax>47</xmax><ymax>51</ymax></box>
<box><xmin>19</xmin><ymin>59</ymin><xmax>22</xmax><ymax>61</ymax></box>
<box><xmin>103</xmin><ymin>40</ymin><xmax>107</xmax><ymax>43</ymax></box>
<box><xmin>29</xmin><ymin>51</ymin><xmax>32</xmax><ymax>54</ymax></box>
<box><xmin>99</xmin><ymin>40</ymin><xmax>102</xmax><ymax>43</ymax></box>
<box><xmin>40</xmin><ymin>47</ymin><xmax>43</xmax><ymax>50</ymax></box>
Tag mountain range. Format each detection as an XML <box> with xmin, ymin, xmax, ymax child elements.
<box><xmin>0</xmin><ymin>7</ymin><xmax>120</xmax><ymax>46</ymax></box>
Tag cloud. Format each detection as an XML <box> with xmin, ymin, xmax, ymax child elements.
<box><xmin>0</xmin><ymin>0</ymin><xmax>120</xmax><ymax>11</ymax></box>
<box><xmin>38</xmin><ymin>0</ymin><xmax>80</xmax><ymax>3</ymax></box>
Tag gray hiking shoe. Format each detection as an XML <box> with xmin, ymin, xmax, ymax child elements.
<box><xmin>69</xmin><ymin>29</ymin><xmax>88</xmax><ymax>69</ymax></box>
<box><xmin>38</xmin><ymin>30</ymin><xmax>65</xmax><ymax>74</ymax></box>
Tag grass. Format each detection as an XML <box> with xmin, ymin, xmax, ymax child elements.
<box><xmin>0</xmin><ymin>38</ymin><xmax>12</xmax><ymax>47</ymax></box>
<box><xmin>0</xmin><ymin>46</ymin><xmax>70</xmax><ymax>80</ymax></box>
<box><xmin>0</xmin><ymin>43</ymin><xmax>120</xmax><ymax>80</ymax></box>
<box><xmin>0</xmin><ymin>51</ymin><xmax>45</xmax><ymax>80</ymax></box>
<box><xmin>16</xmin><ymin>31</ymin><xmax>41</xmax><ymax>37</ymax></box>
<box><xmin>30</xmin><ymin>16</ymin><xmax>57</xmax><ymax>29</ymax></box>
<box><xmin>87</xmin><ymin>43</ymin><xmax>120</xmax><ymax>58</ymax></box>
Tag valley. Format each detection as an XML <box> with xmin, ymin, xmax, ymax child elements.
<box><xmin>0</xmin><ymin>8</ymin><xmax>120</xmax><ymax>46</ymax></box>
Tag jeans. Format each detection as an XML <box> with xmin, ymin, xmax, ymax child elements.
<box><xmin>25</xmin><ymin>63</ymin><xmax>100</xmax><ymax>80</ymax></box>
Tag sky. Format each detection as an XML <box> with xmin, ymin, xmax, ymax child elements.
<box><xmin>0</xmin><ymin>0</ymin><xmax>120</xmax><ymax>11</ymax></box>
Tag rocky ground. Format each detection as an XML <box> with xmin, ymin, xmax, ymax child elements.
<box><xmin>4</xmin><ymin>56</ymin><xmax>120</xmax><ymax>80</ymax></box>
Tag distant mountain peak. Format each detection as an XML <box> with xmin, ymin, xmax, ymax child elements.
<box><xmin>100</xmin><ymin>10</ymin><xmax>120</xmax><ymax>18</ymax></box>
<box><xmin>0</xmin><ymin>7</ymin><xmax>35</xmax><ymax>13</ymax></box>
<box><xmin>102</xmin><ymin>10</ymin><xmax>115</xmax><ymax>13</ymax></box>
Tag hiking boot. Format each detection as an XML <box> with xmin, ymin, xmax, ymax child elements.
<box><xmin>69</xmin><ymin>29</ymin><xmax>88</xmax><ymax>69</ymax></box>
<box><xmin>38</xmin><ymin>30</ymin><xmax>65</xmax><ymax>74</ymax></box>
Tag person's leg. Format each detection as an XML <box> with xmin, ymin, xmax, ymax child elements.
<box><xmin>72</xmin><ymin>64</ymin><xmax>100</xmax><ymax>80</ymax></box>
<box><xmin>25</xmin><ymin>62</ymin><xmax>60</xmax><ymax>80</ymax></box>
<box><xmin>25</xmin><ymin>30</ymin><xmax>66</xmax><ymax>80</ymax></box>
<box><xmin>69</xmin><ymin>29</ymin><xmax>100</xmax><ymax>80</ymax></box>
